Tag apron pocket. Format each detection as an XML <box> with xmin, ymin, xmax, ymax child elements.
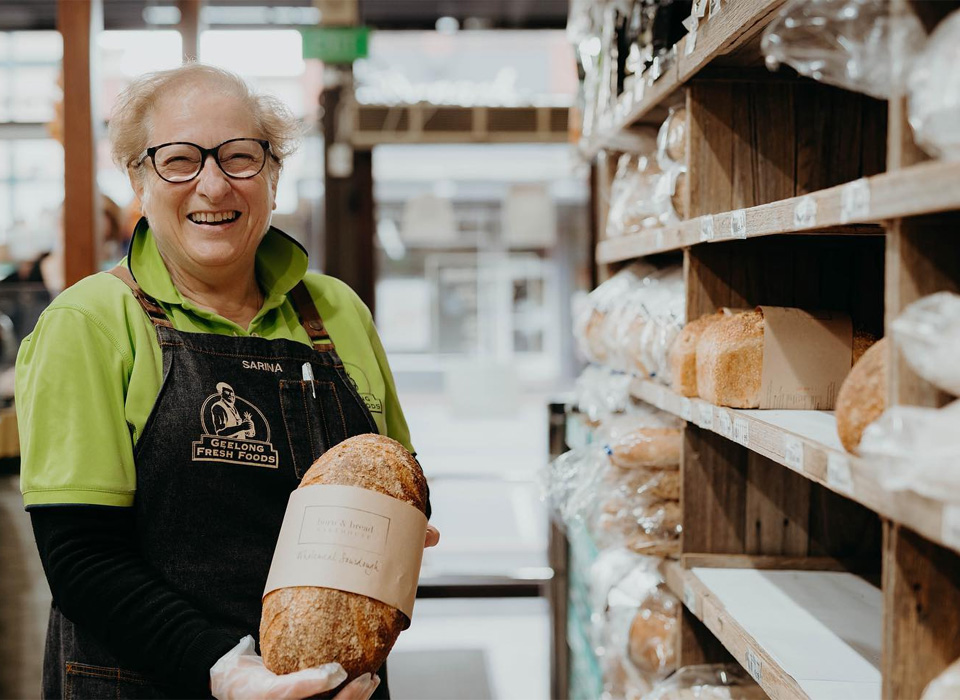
<box><xmin>279</xmin><ymin>379</ymin><xmax>347</xmax><ymax>478</ymax></box>
<box><xmin>64</xmin><ymin>662</ymin><xmax>163</xmax><ymax>700</ymax></box>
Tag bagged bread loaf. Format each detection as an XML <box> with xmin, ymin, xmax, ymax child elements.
<box><xmin>836</xmin><ymin>338</ymin><xmax>887</xmax><ymax>453</ymax></box>
<box><xmin>628</xmin><ymin>585</ymin><xmax>679</xmax><ymax>676</ymax></box>
<box><xmin>696</xmin><ymin>309</ymin><xmax>876</xmax><ymax>408</ymax></box>
<box><xmin>669</xmin><ymin>312</ymin><xmax>727</xmax><ymax>397</ymax></box>
<box><xmin>261</xmin><ymin>434</ymin><xmax>429</xmax><ymax>681</ymax></box>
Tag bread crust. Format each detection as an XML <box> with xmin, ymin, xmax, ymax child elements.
<box><xmin>669</xmin><ymin>313</ymin><xmax>725</xmax><ymax>397</ymax></box>
<box><xmin>260</xmin><ymin>434</ymin><xmax>428</xmax><ymax>681</ymax></box>
<box><xmin>836</xmin><ymin>337</ymin><xmax>888</xmax><ymax>453</ymax></box>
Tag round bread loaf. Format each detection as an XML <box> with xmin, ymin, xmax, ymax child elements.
<box><xmin>670</xmin><ymin>170</ymin><xmax>687</xmax><ymax>221</ymax></box>
<box><xmin>628</xmin><ymin>590</ymin><xmax>678</xmax><ymax>675</ymax></box>
<box><xmin>836</xmin><ymin>337</ymin><xmax>887</xmax><ymax>453</ymax></box>
<box><xmin>260</xmin><ymin>434</ymin><xmax>429</xmax><ymax>682</ymax></box>
<box><xmin>609</xmin><ymin>427</ymin><xmax>682</xmax><ymax>469</ymax></box>
<box><xmin>664</xmin><ymin>108</ymin><xmax>687</xmax><ymax>164</ymax></box>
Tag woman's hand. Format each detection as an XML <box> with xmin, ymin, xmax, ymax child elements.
<box><xmin>210</xmin><ymin>635</ymin><xmax>380</xmax><ymax>700</ymax></box>
<box><xmin>425</xmin><ymin>524</ymin><xmax>440</xmax><ymax>548</ymax></box>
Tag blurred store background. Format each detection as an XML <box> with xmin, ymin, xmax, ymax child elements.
<box><xmin>0</xmin><ymin>1</ymin><xmax>588</xmax><ymax>698</ymax></box>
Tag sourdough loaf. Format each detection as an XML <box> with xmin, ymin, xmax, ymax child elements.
<box><xmin>836</xmin><ymin>337</ymin><xmax>888</xmax><ymax>453</ymax></box>
<box><xmin>663</xmin><ymin>107</ymin><xmax>687</xmax><ymax>164</ymax></box>
<box><xmin>669</xmin><ymin>312</ymin><xmax>726</xmax><ymax>397</ymax></box>
<box><xmin>260</xmin><ymin>434</ymin><xmax>429</xmax><ymax>681</ymax></box>
<box><xmin>695</xmin><ymin>310</ymin><xmax>876</xmax><ymax>408</ymax></box>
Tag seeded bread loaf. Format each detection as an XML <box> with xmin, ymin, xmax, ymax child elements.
<box><xmin>669</xmin><ymin>312</ymin><xmax>726</xmax><ymax>397</ymax></box>
<box><xmin>260</xmin><ymin>434</ymin><xmax>429</xmax><ymax>683</ymax></box>
<box><xmin>695</xmin><ymin>310</ymin><xmax>876</xmax><ymax>408</ymax></box>
<box><xmin>836</xmin><ymin>338</ymin><xmax>888</xmax><ymax>453</ymax></box>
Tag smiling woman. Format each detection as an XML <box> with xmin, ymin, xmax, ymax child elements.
<box><xmin>15</xmin><ymin>63</ymin><xmax>434</xmax><ymax>700</ymax></box>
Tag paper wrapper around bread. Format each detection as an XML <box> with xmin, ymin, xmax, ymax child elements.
<box><xmin>260</xmin><ymin>434</ymin><xmax>429</xmax><ymax>689</ymax></box>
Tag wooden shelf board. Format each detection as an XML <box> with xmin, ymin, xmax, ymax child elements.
<box><xmin>580</xmin><ymin>0</ymin><xmax>788</xmax><ymax>160</ymax></box>
<box><xmin>665</xmin><ymin>561</ymin><xmax>882</xmax><ymax>700</ymax></box>
<box><xmin>597</xmin><ymin>159</ymin><xmax>960</xmax><ymax>263</ymax></box>
<box><xmin>630</xmin><ymin>378</ymin><xmax>960</xmax><ymax>556</ymax></box>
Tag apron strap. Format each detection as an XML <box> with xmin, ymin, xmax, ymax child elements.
<box><xmin>107</xmin><ymin>265</ymin><xmax>174</xmax><ymax>329</ymax></box>
<box><xmin>288</xmin><ymin>281</ymin><xmax>334</xmax><ymax>348</ymax></box>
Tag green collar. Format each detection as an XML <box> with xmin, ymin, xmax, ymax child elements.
<box><xmin>125</xmin><ymin>217</ymin><xmax>309</xmax><ymax>307</ymax></box>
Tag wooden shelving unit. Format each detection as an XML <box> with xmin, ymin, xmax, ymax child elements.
<box><xmin>581</xmin><ymin>0</ymin><xmax>960</xmax><ymax>697</ymax></box>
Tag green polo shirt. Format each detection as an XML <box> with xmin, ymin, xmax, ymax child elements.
<box><xmin>16</xmin><ymin>221</ymin><xmax>412</xmax><ymax>508</ymax></box>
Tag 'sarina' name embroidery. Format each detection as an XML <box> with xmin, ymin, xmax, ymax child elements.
<box><xmin>242</xmin><ymin>360</ymin><xmax>283</xmax><ymax>373</ymax></box>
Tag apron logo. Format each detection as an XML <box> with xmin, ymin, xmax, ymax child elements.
<box><xmin>191</xmin><ymin>381</ymin><xmax>280</xmax><ymax>468</ymax></box>
<box><xmin>343</xmin><ymin>362</ymin><xmax>383</xmax><ymax>414</ymax></box>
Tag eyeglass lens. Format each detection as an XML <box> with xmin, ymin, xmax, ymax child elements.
<box><xmin>153</xmin><ymin>140</ymin><xmax>265</xmax><ymax>182</ymax></box>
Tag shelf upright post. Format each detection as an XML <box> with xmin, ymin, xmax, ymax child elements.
<box><xmin>880</xmin><ymin>5</ymin><xmax>960</xmax><ymax>697</ymax></box>
<box><xmin>58</xmin><ymin>0</ymin><xmax>102</xmax><ymax>289</ymax></box>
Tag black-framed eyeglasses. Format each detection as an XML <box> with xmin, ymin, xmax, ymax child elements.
<box><xmin>137</xmin><ymin>138</ymin><xmax>275</xmax><ymax>183</ymax></box>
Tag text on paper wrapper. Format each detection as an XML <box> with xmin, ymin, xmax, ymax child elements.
<box><xmin>299</xmin><ymin>505</ymin><xmax>390</xmax><ymax>554</ymax></box>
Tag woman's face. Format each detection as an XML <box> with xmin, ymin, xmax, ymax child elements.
<box><xmin>132</xmin><ymin>87</ymin><xmax>277</xmax><ymax>281</ymax></box>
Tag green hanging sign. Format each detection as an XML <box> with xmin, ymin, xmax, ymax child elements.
<box><xmin>300</xmin><ymin>26</ymin><xmax>369</xmax><ymax>63</ymax></box>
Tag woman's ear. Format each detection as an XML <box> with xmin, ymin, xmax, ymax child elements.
<box><xmin>128</xmin><ymin>166</ymin><xmax>145</xmax><ymax>202</ymax></box>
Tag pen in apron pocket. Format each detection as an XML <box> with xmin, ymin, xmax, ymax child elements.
<box><xmin>301</xmin><ymin>362</ymin><xmax>316</xmax><ymax>398</ymax></box>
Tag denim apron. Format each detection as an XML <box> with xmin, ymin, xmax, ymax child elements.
<box><xmin>41</xmin><ymin>266</ymin><xmax>390</xmax><ymax>699</ymax></box>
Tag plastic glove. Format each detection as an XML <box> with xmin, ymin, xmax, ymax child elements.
<box><xmin>210</xmin><ymin>635</ymin><xmax>379</xmax><ymax>700</ymax></box>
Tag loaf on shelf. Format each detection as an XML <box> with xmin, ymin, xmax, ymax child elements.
<box><xmin>836</xmin><ymin>337</ymin><xmax>888</xmax><ymax>453</ymax></box>
<box><xmin>644</xmin><ymin>664</ymin><xmax>766</xmax><ymax>700</ymax></box>
<box><xmin>695</xmin><ymin>309</ymin><xmax>876</xmax><ymax>409</ymax></box>
<box><xmin>603</xmin><ymin>410</ymin><xmax>683</xmax><ymax>469</ymax></box>
<box><xmin>627</xmin><ymin>584</ymin><xmax>679</xmax><ymax>677</ymax></box>
<box><xmin>668</xmin><ymin>311</ymin><xmax>727</xmax><ymax>397</ymax></box>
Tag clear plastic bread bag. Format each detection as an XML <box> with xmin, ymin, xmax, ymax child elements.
<box><xmin>577</xmin><ymin>264</ymin><xmax>654</xmax><ymax>366</ymax></box>
<box><xmin>643</xmin><ymin>663</ymin><xmax>766</xmax><ymax>700</ymax></box>
<box><xmin>760</xmin><ymin>0</ymin><xmax>926</xmax><ymax>100</ymax></box>
<box><xmin>858</xmin><ymin>400</ymin><xmax>960</xmax><ymax>500</ymax></box>
<box><xmin>923</xmin><ymin>657</ymin><xmax>960</xmax><ymax>700</ymax></box>
<box><xmin>600</xmin><ymin>407</ymin><xmax>684</xmax><ymax>470</ymax></box>
<box><xmin>909</xmin><ymin>8</ymin><xmax>960</xmax><ymax>160</ymax></box>
<box><xmin>623</xmin><ymin>584</ymin><xmax>680</xmax><ymax>681</ymax></box>
<box><xmin>608</xmin><ymin>154</ymin><xmax>644</xmax><ymax>240</ymax></box>
<box><xmin>891</xmin><ymin>291</ymin><xmax>960</xmax><ymax>396</ymax></box>
<box><xmin>623</xmin><ymin>156</ymin><xmax>667</xmax><ymax>236</ymax></box>
<box><xmin>543</xmin><ymin>447</ymin><xmax>597</xmax><ymax>523</ymax></box>
<box><xmin>639</xmin><ymin>267</ymin><xmax>685</xmax><ymax>382</ymax></box>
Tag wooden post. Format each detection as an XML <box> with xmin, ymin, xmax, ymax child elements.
<box><xmin>58</xmin><ymin>0</ymin><xmax>102</xmax><ymax>289</ymax></box>
<box><xmin>322</xmin><ymin>69</ymin><xmax>376</xmax><ymax>313</ymax></box>
<box><xmin>178</xmin><ymin>0</ymin><xmax>204</xmax><ymax>62</ymax></box>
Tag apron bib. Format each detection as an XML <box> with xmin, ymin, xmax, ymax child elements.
<box><xmin>42</xmin><ymin>268</ymin><xmax>389</xmax><ymax>699</ymax></box>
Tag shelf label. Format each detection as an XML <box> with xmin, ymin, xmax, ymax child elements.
<box><xmin>699</xmin><ymin>215</ymin><xmax>715</xmax><ymax>242</ymax></box>
<box><xmin>634</xmin><ymin>74</ymin><xmax>646</xmax><ymax>102</ymax></box>
<box><xmin>840</xmin><ymin>178</ymin><xmax>871</xmax><ymax>223</ymax></box>
<box><xmin>719</xmin><ymin>411</ymin><xmax>733</xmax><ymax>439</ymax></box>
<box><xmin>683</xmin><ymin>15</ymin><xmax>699</xmax><ymax>56</ymax></box>
<box><xmin>655</xmin><ymin>229</ymin><xmax>665</xmax><ymax>249</ymax></box>
<box><xmin>650</xmin><ymin>56</ymin><xmax>663</xmax><ymax>82</ymax></box>
<box><xmin>943</xmin><ymin>506</ymin><xmax>960</xmax><ymax>549</ymax></box>
<box><xmin>697</xmin><ymin>404</ymin><xmax>714</xmax><ymax>430</ymax></box>
<box><xmin>784</xmin><ymin>436</ymin><xmax>804</xmax><ymax>470</ymax></box>
<box><xmin>745</xmin><ymin>648</ymin><xmax>763</xmax><ymax>684</ymax></box>
<box><xmin>793</xmin><ymin>195</ymin><xmax>818</xmax><ymax>228</ymax></box>
<box><xmin>709</xmin><ymin>0</ymin><xmax>722</xmax><ymax>18</ymax></box>
<box><xmin>680</xmin><ymin>398</ymin><xmax>693</xmax><ymax>421</ymax></box>
<box><xmin>827</xmin><ymin>454</ymin><xmax>854</xmax><ymax>495</ymax></box>
<box><xmin>683</xmin><ymin>583</ymin><xmax>697</xmax><ymax>614</ymax></box>
<box><xmin>731</xmin><ymin>209</ymin><xmax>747</xmax><ymax>239</ymax></box>
<box><xmin>733</xmin><ymin>417</ymin><xmax>750</xmax><ymax>447</ymax></box>
<box><xmin>693</xmin><ymin>0</ymin><xmax>708</xmax><ymax>18</ymax></box>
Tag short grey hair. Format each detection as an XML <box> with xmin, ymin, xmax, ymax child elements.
<box><xmin>109</xmin><ymin>63</ymin><xmax>302</xmax><ymax>182</ymax></box>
